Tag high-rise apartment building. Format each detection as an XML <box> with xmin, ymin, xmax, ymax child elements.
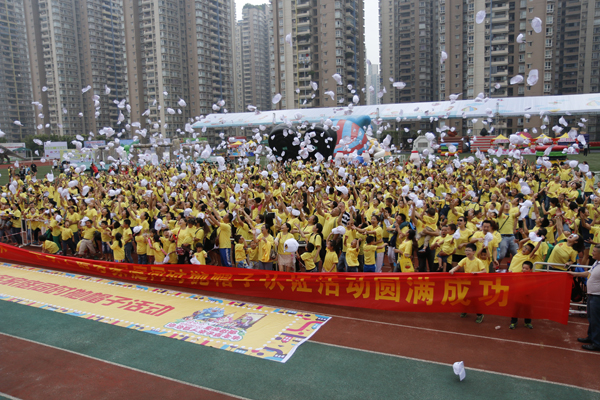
<box><xmin>123</xmin><ymin>0</ymin><xmax>236</xmax><ymax>141</ymax></box>
<box><xmin>366</xmin><ymin>63</ymin><xmax>380</xmax><ymax>105</ymax></box>
<box><xmin>234</xmin><ymin>22</ymin><xmax>244</xmax><ymax>114</ymax></box>
<box><xmin>380</xmin><ymin>0</ymin><xmax>600</xmax><ymax>138</ymax></box>
<box><xmin>23</xmin><ymin>0</ymin><xmax>127</xmax><ymax>137</ymax></box>
<box><xmin>0</xmin><ymin>0</ymin><xmax>34</xmax><ymax>141</ymax></box>
<box><xmin>240</xmin><ymin>4</ymin><xmax>271</xmax><ymax>112</ymax></box>
<box><xmin>269</xmin><ymin>0</ymin><xmax>365</xmax><ymax>110</ymax></box>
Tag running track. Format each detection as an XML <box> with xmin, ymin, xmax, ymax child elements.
<box><xmin>1</xmin><ymin>265</ymin><xmax>599</xmax><ymax>399</ymax></box>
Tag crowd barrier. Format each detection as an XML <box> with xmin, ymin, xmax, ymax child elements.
<box><xmin>0</xmin><ymin>243</ymin><xmax>573</xmax><ymax>324</ymax></box>
<box><xmin>534</xmin><ymin>262</ymin><xmax>591</xmax><ymax>316</ymax></box>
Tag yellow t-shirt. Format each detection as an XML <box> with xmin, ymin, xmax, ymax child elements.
<box><xmin>276</xmin><ymin>232</ymin><xmax>295</xmax><ymax>255</ymax></box>
<box><xmin>111</xmin><ymin>241</ymin><xmax>125</xmax><ymax>261</ymax></box>
<box><xmin>322</xmin><ymin>249</ymin><xmax>339</xmax><ymax>272</ymax></box>
<box><xmin>135</xmin><ymin>234</ymin><xmax>147</xmax><ymax>255</ymax></box>
<box><xmin>195</xmin><ymin>250</ymin><xmax>207</xmax><ymax>265</ymax></box>
<box><xmin>218</xmin><ymin>222</ymin><xmax>232</xmax><ymax>249</ymax></box>
<box><xmin>258</xmin><ymin>234</ymin><xmax>274</xmax><ymax>262</ymax></box>
<box><xmin>346</xmin><ymin>246</ymin><xmax>359</xmax><ymax>267</ymax></box>
<box><xmin>508</xmin><ymin>251</ymin><xmax>533</xmax><ymax>273</ymax></box>
<box><xmin>457</xmin><ymin>257</ymin><xmax>486</xmax><ymax>273</ymax></box>
<box><xmin>235</xmin><ymin>243</ymin><xmax>247</xmax><ymax>263</ymax></box>
<box><xmin>546</xmin><ymin>242</ymin><xmax>578</xmax><ymax>271</ymax></box>
<box><xmin>454</xmin><ymin>228</ymin><xmax>473</xmax><ymax>256</ymax></box>
<box><xmin>363</xmin><ymin>244</ymin><xmax>378</xmax><ymax>265</ymax></box>
<box><xmin>60</xmin><ymin>227</ymin><xmax>73</xmax><ymax>241</ymax></box>
<box><xmin>301</xmin><ymin>251</ymin><xmax>316</xmax><ymax>271</ymax></box>
<box><xmin>43</xmin><ymin>240</ymin><xmax>60</xmax><ymax>254</ymax></box>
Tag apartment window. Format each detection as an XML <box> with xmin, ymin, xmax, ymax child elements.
<box><xmin>519</xmin><ymin>65</ymin><xmax>525</xmax><ymax>73</ymax></box>
<box><xmin>545</xmin><ymin>49</ymin><xmax>552</xmax><ymax>59</ymax></box>
<box><xmin>518</xmin><ymin>86</ymin><xmax>524</xmax><ymax>95</ymax></box>
<box><xmin>544</xmin><ymin>72</ymin><xmax>551</xmax><ymax>81</ymax></box>
<box><xmin>546</xmin><ymin>27</ymin><xmax>553</xmax><ymax>36</ymax></box>
<box><xmin>544</xmin><ymin>61</ymin><xmax>552</xmax><ymax>70</ymax></box>
<box><xmin>519</xmin><ymin>54</ymin><xmax>525</xmax><ymax>62</ymax></box>
<box><xmin>520</xmin><ymin>11</ymin><xmax>526</xmax><ymax>19</ymax></box>
<box><xmin>335</xmin><ymin>30</ymin><xmax>342</xmax><ymax>37</ymax></box>
<box><xmin>545</xmin><ymin>39</ymin><xmax>552</xmax><ymax>47</ymax></box>
<box><xmin>519</xmin><ymin>43</ymin><xmax>525</xmax><ymax>51</ymax></box>
<box><xmin>520</xmin><ymin>0</ymin><xmax>526</xmax><ymax>7</ymax></box>
<box><xmin>520</xmin><ymin>22</ymin><xmax>526</xmax><ymax>30</ymax></box>
<box><xmin>440</xmin><ymin>34</ymin><xmax>445</xmax><ymax>43</ymax></box>
<box><xmin>546</xmin><ymin>15</ymin><xmax>553</xmax><ymax>24</ymax></box>
<box><xmin>544</xmin><ymin>83</ymin><xmax>551</xmax><ymax>92</ymax></box>
<box><xmin>468</xmin><ymin>35</ymin><xmax>474</xmax><ymax>43</ymax></box>
<box><xmin>546</xmin><ymin>4</ymin><xmax>554</xmax><ymax>13</ymax></box>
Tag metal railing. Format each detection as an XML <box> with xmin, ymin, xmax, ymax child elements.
<box><xmin>534</xmin><ymin>261</ymin><xmax>591</xmax><ymax>315</ymax></box>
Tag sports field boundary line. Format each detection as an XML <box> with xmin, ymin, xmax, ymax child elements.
<box><xmin>0</xmin><ymin>332</ymin><xmax>252</xmax><ymax>400</ymax></box>
<box><xmin>311</xmin><ymin>341</ymin><xmax>600</xmax><ymax>394</ymax></box>
<box><xmin>0</xmin><ymin>391</ymin><xmax>22</xmax><ymax>400</ymax></box>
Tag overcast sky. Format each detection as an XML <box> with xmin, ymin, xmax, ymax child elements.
<box><xmin>236</xmin><ymin>1</ymin><xmax>380</xmax><ymax>65</ymax></box>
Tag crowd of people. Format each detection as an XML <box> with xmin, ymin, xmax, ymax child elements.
<box><xmin>0</xmin><ymin>153</ymin><xmax>598</xmax><ymax>340</ymax></box>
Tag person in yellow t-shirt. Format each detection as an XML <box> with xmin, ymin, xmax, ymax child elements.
<box><xmin>509</xmin><ymin>240</ymin><xmax>542</xmax><ymax>273</ymax></box>
<box><xmin>192</xmin><ymin>242</ymin><xmax>207</xmax><ymax>265</ymax></box>
<box><xmin>42</xmin><ymin>239</ymin><xmax>60</xmax><ymax>254</ymax></box>
<box><xmin>206</xmin><ymin>207</ymin><xmax>233</xmax><ymax>268</ymax></box>
<box><xmin>60</xmin><ymin>221</ymin><xmax>76</xmax><ymax>256</ymax></box>
<box><xmin>449</xmin><ymin>243</ymin><xmax>486</xmax><ymax>323</ymax></box>
<box><xmin>274</xmin><ymin>222</ymin><xmax>295</xmax><ymax>272</ymax></box>
<box><xmin>322</xmin><ymin>240</ymin><xmax>339</xmax><ymax>272</ymax></box>
<box><xmin>110</xmin><ymin>233</ymin><xmax>125</xmax><ymax>262</ymax></box>
<box><xmin>345</xmin><ymin>239</ymin><xmax>360</xmax><ymax>272</ymax></box>
<box><xmin>394</xmin><ymin>230</ymin><xmax>416</xmax><ymax>272</ymax></box>
<box><xmin>234</xmin><ymin>235</ymin><xmax>249</xmax><ymax>268</ymax></box>
<box><xmin>363</xmin><ymin>236</ymin><xmax>386</xmax><ymax>272</ymax></box>
<box><xmin>134</xmin><ymin>227</ymin><xmax>148</xmax><ymax>264</ymax></box>
<box><xmin>298</xmin><ymin>242</ymin><xmax>317</xmax><ymax>272</ymax></box>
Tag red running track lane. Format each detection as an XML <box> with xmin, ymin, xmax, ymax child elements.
<box><xmin>0</xmin><ymin>333</ymin><xmax>243</xmax><ymax>400</ymax></box>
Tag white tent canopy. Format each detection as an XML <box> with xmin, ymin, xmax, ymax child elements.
<box><xmin>191</xmin><ymin>93</ymin><xmax>600</xmax><ymax>129</ymax></box>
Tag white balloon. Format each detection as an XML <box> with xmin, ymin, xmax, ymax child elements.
<box><xmin>475</xmin><ymin>10</ymin><xmax>486</xmax><ymax>24</ymax></box>
<box><xmin>510</xmin><ymin>75</ymin><xmax>524</xmax><ymax>85</ymax></box>
<box><xmin>272</xmin><ymin>93</ymin><xmax>282</xmax><ymax>104</ymax></box>
<box><xmin>531</xmin><ymin>17</ymin><xmax>542</xmax><ymax>33</ymax></box>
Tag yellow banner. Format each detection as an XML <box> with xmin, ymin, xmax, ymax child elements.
<box><xmin>0</xmin><ymin>263</ymin><xmax>330</xmax><ymax>362</ymax></box>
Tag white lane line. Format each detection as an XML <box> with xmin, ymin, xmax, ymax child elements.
<box><xmin>314</xmin><ymin>313</ymin><xmax>598</xmax><ymax>355</ymax></box>
<box><xmin>0</xmin><ymin>332</ymin><xmax>251</xmax><ymax>400</ymax></box>
<box><xmin>0</xmin><ymin>391</ymin><xmax>22</xmax><ymax>400</ymax></box>
<box><xmin>311</xmin><ymin>341</ymin><xmax>600</xmax><ymax>394</ymax></box>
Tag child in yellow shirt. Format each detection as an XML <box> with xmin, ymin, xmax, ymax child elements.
<box><xmin>322</xmin><ymin>240</ymin><xmax>339</xmax><ymax>272</ymax></box>
<box><xmin>234</xmin><ymin>235</ymin><xmax>249</xmax><ymax>268</ymax></box>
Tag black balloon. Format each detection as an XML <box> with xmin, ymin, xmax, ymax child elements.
<box><xmin>268</xmin><ymin>125</ymin><xmax>337</xmax><ymax>162</ymax></box>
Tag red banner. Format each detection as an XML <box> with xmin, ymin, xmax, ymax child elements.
<box><xmin>0</xmin><ymin>244</ymin><xmax>572</xmax><ymax>324</ymax></box>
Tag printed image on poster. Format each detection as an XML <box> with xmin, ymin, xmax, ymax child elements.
<box><xmin>44</xmin><ymin>142</ymin><xmax>68</xmax><ymax>159</ymax></box>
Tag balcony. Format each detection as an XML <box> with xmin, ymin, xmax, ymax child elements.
<box><xmin>491</xmin><ymin>46</ymin><xmax>509</xmax><ymax>56</ymax></box>
<box><xmin>491</xmin><ymin>35</ymin><xmax>508</xmax><ymax>44</ymax></box>
<box><xmin>491</xmin><ymin>24</ymin><xmax>508</xmax><ymax>34</ymax></box>
<box><xmin>296</xmin><ymin>0</ymin><xmax>310</xmax><ymax>9</ymax></box>
<box><xmin>491</xmin><ymin>3</ymin><xmax>509</xmax><ymax>12</ymax></box>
